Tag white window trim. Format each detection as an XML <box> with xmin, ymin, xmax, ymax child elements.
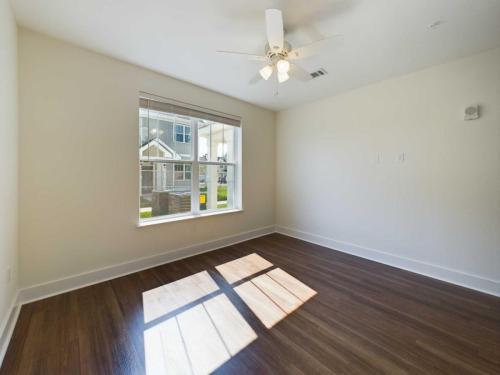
<box><xmin>137</xmin><ymin>208</ymin><xmax>244</xmax><ymax>227</ymax></box>
<box><xmin>139</xmin><ymin>113</ymin><xmax>242</xmax><ymax>226</ymax></box>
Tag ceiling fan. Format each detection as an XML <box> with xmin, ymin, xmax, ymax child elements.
<box><xmin>217</xmin><ymin>9</ymin><xmax>341</xmax><ymax>84</ymax></box>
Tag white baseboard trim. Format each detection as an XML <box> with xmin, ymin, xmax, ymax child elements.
<box><xmin>0</xmin><ymin>292</ymin><xmax>21</xmax><ymax>367</ymax></box>
<box><xmin>18</xmin><ymin>225</ymin><xmax>275</xmax><ymax>305</ymax></box>
<box><xmin>276</xmin><ymin>225</ymin><xmax>500</xmax><ymax>297</ymax></box>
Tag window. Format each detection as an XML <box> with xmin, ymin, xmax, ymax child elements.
<box><xmin>139</xmin><ymin>96</ymin><xmax>241</xmax><ymax>223</ymax></box>
<box><xmin>175</xmin><ymin>124</ymin><xmax>191</xmax><ymax>143</ymax></box>
<box><xmin>174</xmin><ymin>163</ymin><xmax>191</xmax><ymax>181</ymax></box>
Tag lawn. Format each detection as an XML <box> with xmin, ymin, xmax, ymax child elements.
<box><xmin>217</xmin><ymin>185</ymin><xmax>227</xmax><ymax>201</ymax></box>
<box><xmin>200</xmin><ymin>185</ymin><xmax>227</xmax><ymax>201</ymax></box>
<box><xmin>140</xmin><ymin>210</ymin><xmax>152</xmax><ymax>219</ymax></box>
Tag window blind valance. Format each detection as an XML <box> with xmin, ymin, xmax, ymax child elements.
<box><xmin>139</xmin><ymin>94</ymin><xmax>241</xmax><ymax>127</ymax></box>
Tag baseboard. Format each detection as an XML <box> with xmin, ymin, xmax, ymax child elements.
<box><xmin>276</xmin><ymin>225</ymin><xmax>500</xmax><ymax>297</ymax></box>
<box><xmin>18</xmin><ymin>225</ymin><xmax>275</xmax><ymax>305</ymax></box>
<box><xmin>0</xmin><ymin>292</ymin><xmax>21</xmax><ymax>367</ymax></box>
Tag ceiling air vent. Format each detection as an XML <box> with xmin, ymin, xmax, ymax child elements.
<box><xmin>310</xmin><ymin>68</ymin><xmax>328</xmax><ymax>79</ymax></box>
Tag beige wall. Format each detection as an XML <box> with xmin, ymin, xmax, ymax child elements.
<box><xmin>0</xmin><ymin>0</ymin><xmax>18</xmax><ymax>331</ymax></box>
<box><xmin>16</xmin><ymin>27</ymin><xmax>500</xmax><ymax>294</ymax></box>
<box><xmin>18</xmin><ymin>28</ymin><xmax>275</xmax><ymax>288</ymax></box>
<box><xmin>277</xmin><ymin>48</ymin><xmax>500</xmax><ymax>287</ymax></box>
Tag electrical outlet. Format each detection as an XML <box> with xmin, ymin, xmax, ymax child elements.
<box><xmin>398</xmin><ymin>152</ymin><xmax>406</xmax><ymax>162</ymax></box>
<box><xmin>6</xmin><ymin>267</ymin><xmax>12</xmax><ymax>284</ymax></box>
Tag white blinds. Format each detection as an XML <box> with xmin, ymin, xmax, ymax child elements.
<box><xmin>139</xmin><ymin>95</ymin><xmax>241</xmax><ymax>127</ymax></box>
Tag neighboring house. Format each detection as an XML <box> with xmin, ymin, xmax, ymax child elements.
<box><xmin>139</xmin><ymin>109</ymin><xmax>192</xmax><ymax>158</ymax></box>
<box><xmin>140</xmin><ymin>138</ymin><xmax>191</xmax><ymax>195</ymax></box>
<box><xmin>139</xmin><ymin>111</ymin><xmax>193</xmax><ymax>196</ymax></box>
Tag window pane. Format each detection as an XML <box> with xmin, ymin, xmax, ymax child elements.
<box><xmin>223</xmin><ymin>124</ymin><xmax>236</xmax><ymax>162</ymax></box>
<box><xmin>198</xmin><ymin>122</ymin><xmax>210</xmax><ymax>161</ymax></box>
<box><xmin>158</xmin><ymin>120</ymin><xmax>172</xmax><ymax>144</ymax></box>
<box><xmin>139</xmin><ymin>111</ymin><xmax>150</xmax><ymax>148</ymax></box>
<box><xmin>198</xmin><ymin>122</ymin><xmax>236</xmax><ymax>162</ymax></box>
<box><xmin>140</xmin><ymin>107</ymin><xmax>192</xmax><ymax>161</ymax></box>
<box><xmin>140</xmin><ymin>161</ymin><xmax>192</xmax><ymax>219</ymax></box>
<box><xmin>212</xmin><ymin>123</ymin><xmax>224</xmax><ymax>161</ymax></box>
<box><xmin>199</xmin><ymin>164</ymin><xmax>235</xmax><ymax>211</ymax></box>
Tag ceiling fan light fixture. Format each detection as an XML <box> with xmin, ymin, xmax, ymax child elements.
<box><xmin>277</xmin><ymin>59</ymin><xmax>290</xmax><ymax>73</ymax></box>
<box><xmin>277</xmin><ymin>71</ymin><xmax>290</xmax><ymax>83</ymax></box>
<box><xmin>259</xmin><ymin>65</ymin><xmax>273</xmax><ymax>80</ymax></box>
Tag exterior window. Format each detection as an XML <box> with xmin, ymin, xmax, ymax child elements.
<box><xmin>139</xmin><ymin>97</ymin><xmax>241</xmax><ymax>222</ymax></box>
<box><xmin>174</xmin><ymin>164</ymin><xmax>191</xmax><ymax>181</ymax></box>
<box><xmin>175</xmin><ymin>124</ymin><xmax>191</xmax><ymax>143</ymax></box>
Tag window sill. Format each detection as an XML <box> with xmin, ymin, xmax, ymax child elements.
<box><xmin>137</xmin><ymin>208</ymin><xmax>244</xmax><ymax>227</ymax></box>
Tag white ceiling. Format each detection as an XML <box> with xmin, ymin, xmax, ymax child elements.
<box><xmin>11</xmin><ymin>0</ymin><xmax>500</xmax><ymax>111</ymax></box>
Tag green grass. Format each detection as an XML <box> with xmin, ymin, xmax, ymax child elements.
<box><xmin>217</xmin><ymin>185</ymin><xmax>227</xmax><ymax>201</ymax></box>
<box><xmin>200</xmin><ymin>185</ymin><xmax>227</xmax><ymax>201</ymax></box>
<box><xmin>140</xmin><ymin>211</ymin><xmax>152</xmax><ymax>219</ymax></box>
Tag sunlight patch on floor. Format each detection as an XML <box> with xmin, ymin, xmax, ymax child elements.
<box><xmin>144</xmin><ymin>293</ymin><xmax>256</xmax><ymax>375</ymax></box>
<box><xmin>215</xmin><ymin>253</ymin><xmax>273</xmax><ymax>284</ymax></box>
<box><xmin>143</xmin><ymin>254</ymin><xmax>316</xmax><ymax>374</ymax></box>
<box><xmin>267</xmin><ymin>267</ymin><xmax>317</xmax><ymax>302</ymax></box>
<box><xmin>143</xmin><ymin>270</ymin><xmax>219</xmax><ymax>323</ymax></box>
<box><xmin>235</xmin><ymin>268</ymin><xmax>317</xmax><ymax>328</ymax></box>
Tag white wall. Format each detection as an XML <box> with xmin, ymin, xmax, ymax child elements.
<box><xmin>277</xmin><ymin>48</ymin><xmax>500</xmax><ymax>294</ymax></box>
<box><xmin>18</xmin><ymin>28</ymin><xmax>275</xmax><ymax>288</ymax></box>
<box><xmin>15</xmin><ymin>27</ymin><xmax>500</xmax><ymax>297</ymax></box>
<box><xmin>0</xmin><ymin>0</ymin><xmax>18</xmax><ymax>342</ymax></box>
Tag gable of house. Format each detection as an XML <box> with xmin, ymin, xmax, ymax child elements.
<box><xmin>140</xmin><ymin>138</ymin><xmax>181</xmax><ymax>160</ymax></box>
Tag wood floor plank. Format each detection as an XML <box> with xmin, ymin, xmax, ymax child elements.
<box><xmin>215</xmin><ymin>253</ymin><xmax>274</xmax><ymax>284</ymax></box>
<box><xmin>1</xmin><ymin>233</ymin><xmax>499</xmax><ymax>374</ymax></box>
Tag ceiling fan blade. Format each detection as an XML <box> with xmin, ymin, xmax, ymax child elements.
<box><xmin>289</xmin><ymin>63</ymin><xmax>312</xmax><ymax>82</ymax></box>
<box><xmin>216</xmin><ymin>50</ymin><xmax>267</xmax><ymax>61</ymax></box>
<box><xmin>249</xmin><ymin>72</ymin><xmax>263</xmax><ymax>85</ymax></box>
<box><xmin>265</xmin><ymin>9</ymin><xmax>284</xmax><ymax>51</ymax></box>
<box><xmin>288</xmin><ymin>34</ymin><xmax>343</xmax><ymax>60</ymax></box>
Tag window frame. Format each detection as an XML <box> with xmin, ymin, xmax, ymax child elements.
<box><xmin>138</xmin><ymin>100</ymin><xmax>242</xmax><ymax>226</ymax></box>
<box><xmin>174</xmin><ymin>124</ymin><xmax>191</xmax><ymax>143</ymax></box>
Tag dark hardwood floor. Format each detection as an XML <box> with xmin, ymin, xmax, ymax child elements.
<box><xmin>1</xmin><ymin>233</ymin><xmax>499</xmax><ymax>374</ymax></box>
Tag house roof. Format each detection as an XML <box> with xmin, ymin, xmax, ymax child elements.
<box><xmin>140</xmin><ymin>138</ymin><xmax>182</xmax><ymax>161</ymax></box>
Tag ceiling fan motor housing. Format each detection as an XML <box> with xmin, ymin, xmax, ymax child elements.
<box><xmin>265</xmin><ymin>41</ymin><xmax>292</xmax><ymax>63</ymax></box>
